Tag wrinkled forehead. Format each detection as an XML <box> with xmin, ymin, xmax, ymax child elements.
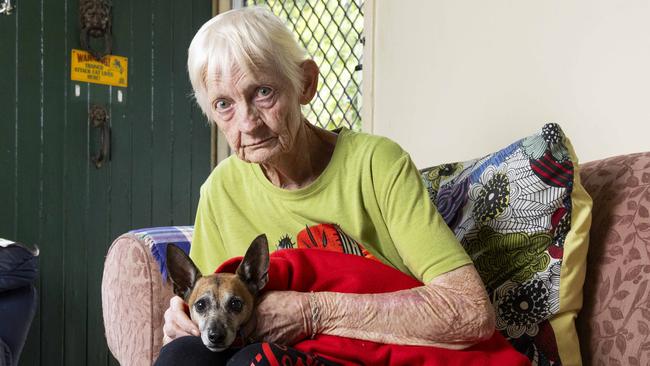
<box><xmin>205</xmin><ymin>61</ymin><xmax>289</xmax><ymax>95</ymax></box>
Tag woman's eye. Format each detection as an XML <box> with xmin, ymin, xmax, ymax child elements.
<box><xmin>214</xmin><ymin>100</ymin><xmax>231</xmax><ymax>110</ymax></box>
<box><xmin>228</xmin><ymin>298</ymin><xmax>243</xmax><ymax>313</ymax></box>
<box><xmin>195</xmin><ymin>299</ymin><xmax>206</xmax><ymax>313</ymax></box>
<box><xmin>257</xmin><ymin>87</ymin><xmax>273</xmax><ymax>98</ymax></box>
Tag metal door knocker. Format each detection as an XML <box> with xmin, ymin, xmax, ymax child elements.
<box><xmin>79</xmin><ymin>0</ymin><xmax>113</xmax><ymax>60</ymax></box>
<box><xmin>0</xmin><ymin>0</ymin><xmax>15</xmax><ymax>15</ymax></box>
<box><xmin>89</xmin><ymin>104</ymin><xmax>111</xmax><ymax>169</ymax></box>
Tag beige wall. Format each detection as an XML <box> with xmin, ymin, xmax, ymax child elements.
<box><xmin>365</xmin><ymin>0</ymin><xmax>650</xmax><ymax>168</ymax></box>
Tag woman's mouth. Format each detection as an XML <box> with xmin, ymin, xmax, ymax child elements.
<box><xmin>243</xmin><ymin>137</ymin><xmax>274</xmax><ymax>148</ymax></box>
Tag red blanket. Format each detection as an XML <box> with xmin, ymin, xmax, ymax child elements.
<box><xmin>216</xmin><ymin>249</ymin><xmax>530</xmax><ymax>366</ymax></box>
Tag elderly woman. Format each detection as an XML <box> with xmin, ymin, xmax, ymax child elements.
<box><xmin>157</xmin><ymin>7</ymin><xmax>495</xmax><ymax>365</ymax></box>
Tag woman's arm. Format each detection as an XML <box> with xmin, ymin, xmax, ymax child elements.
<box><xmin>314</xmin><ymin>264</ymin><xmax>495</xmax><ymax>348</ymax></box>
<box><xmin>248</xmin><ymin>264</ymin><xmax>495</xmax><ymax>349</ymax></box>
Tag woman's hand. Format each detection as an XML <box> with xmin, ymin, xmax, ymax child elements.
<box><xmin>241</xmin><ymin>290</ymin><xmax>313</xmax><ymax>345</ymax></box>
<box><xmin>162</xmin><ymin>296</ymin><xmax>200</xmax><ymax>345</ymax></box>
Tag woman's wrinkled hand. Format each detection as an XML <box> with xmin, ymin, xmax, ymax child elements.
<box><xmin>162</xmin><ymin>295</ymin><xmax>200</xmax><ymax>345</ymax></box>
<box><xmin>241</xmin><ymin>290</ymin><xmax>313</xmax><ymax>345</ymax></box>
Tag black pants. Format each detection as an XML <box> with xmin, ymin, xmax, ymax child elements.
<box><xmin>0</xmin><ymin>245</ymin><xmax>39</xmax><ymax>366</ymax></box>
<box><xmin>0</xmin><ymin>286</ymin><xmax>37</xmax><ymax>366</ymax></box>
<box><xmin>155</xmin><ymin>336</ymin><xmax>340</xmax><ymax>366</ymax></box>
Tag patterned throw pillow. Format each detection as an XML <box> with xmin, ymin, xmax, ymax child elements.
<box><xmin>420</xmin><ymin>123</ymin><xmax>592</xmax><ymax>366</ymax></box>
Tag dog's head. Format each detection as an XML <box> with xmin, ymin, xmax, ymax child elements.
<box><xmin>166</xmin><ymin>234</ymin><xmax>270</xmax><ymax>352</ymax></box>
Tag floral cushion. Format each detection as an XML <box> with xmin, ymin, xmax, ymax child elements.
<box><xmin>421</xmin><ymin>123</ymin><xmax>593</xmax><ymax>365</ymax></box>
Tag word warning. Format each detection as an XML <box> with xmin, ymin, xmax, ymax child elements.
<box><xmin>71</xmin><ymin>49</ymin><xmax>128</xmax><ymax>87</ymax></box>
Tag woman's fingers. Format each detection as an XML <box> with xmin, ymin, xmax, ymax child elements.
<box><xmin>170</xmin><ymin>296</ymin><xmax>199</xmax><ymax>334</ymax></box>
<box><xmin>163</xmin><ymin>319</ymin><xmax>193</xmax><ymax>341</ymax></box>
<box><xmin>163</xmin><ymin>296</ymin><xmax>200</xmax><ymax>341</ymax></box>
<box><xmin>163</xmin><ymin>334</ymin><xmax>172</xmax><ymax>346</ymax></box>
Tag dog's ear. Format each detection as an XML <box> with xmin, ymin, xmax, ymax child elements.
<box><xmin>166</xmin><ymin>244</ymin><xmax>201</xmax><ymax>301</ymax></box>
<box><xmin>236</xmin><ymin>234</ymin><xmax>270</xmax><ymax>296</ymax></box>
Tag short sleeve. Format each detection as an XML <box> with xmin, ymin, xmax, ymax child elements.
<box><xmin>189</xmin><ymin>181</ymin><xmax>229</xmax><ymax>275</ymax></box>
<box><xmin>374</xmin><ymin>144</ymin><xmax>472</xmax><ymax>284</ymax></box>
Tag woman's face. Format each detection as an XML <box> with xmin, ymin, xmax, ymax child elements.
<box><xmin>206</xmin><ymin>66</ymin><xmax>303</xmax><ymax>164</ymax></box>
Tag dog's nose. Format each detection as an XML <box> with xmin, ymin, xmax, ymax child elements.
<box><xmin>207</xmin><ymin>329</ymin><xmax>225</xmax><ymax>344</ymax></box>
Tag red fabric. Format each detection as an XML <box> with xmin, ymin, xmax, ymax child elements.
<box><xmin>216</xmin><ymin>249</ymin><xmax>530</xmax><ymax>366</ymax></box>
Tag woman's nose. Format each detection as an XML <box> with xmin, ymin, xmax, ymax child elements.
<box><xmin>236</xmin><ymin>104</ymin><xmax>262</xmax><ymax>133</ymax></box>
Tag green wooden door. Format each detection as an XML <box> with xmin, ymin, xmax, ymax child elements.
<box><xmin>0</xmin><ymin>1</ymin><xmax>213</xmax><ymax>365</ymax></box>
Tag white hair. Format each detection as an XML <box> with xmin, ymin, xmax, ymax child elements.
<box><xmin>187</xmin><ymin>7</ymin><xmax>308</xmax><ymax>119</ymax></box>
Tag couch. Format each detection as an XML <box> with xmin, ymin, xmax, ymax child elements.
<box><xmin>101</xmin><ymin>151</ymin><xmax>650</xmax><ymax>366</ymax></box>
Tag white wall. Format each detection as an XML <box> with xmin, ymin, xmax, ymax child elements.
<box><xmin>365</xmin><ymin>0</ymin><xmax>650</xmax><ymax>167</ymax></box>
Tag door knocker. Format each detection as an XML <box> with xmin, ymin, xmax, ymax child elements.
<box><xmin>89</xmin><ymin>104</ymin><xmax>111</xmax><ymax>169</ymax></box>
<box><xmin>79</xmin><ymin>0</ymin><xmax>113</xmax><ymax>60</ymax></box>
<box><xmin>0</xmin><ymin>0</ymin><xmax>15</xmax><ymax>15</ymax></box>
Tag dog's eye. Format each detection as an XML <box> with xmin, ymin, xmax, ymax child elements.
<box><xmin>195</xmin><ymin>299</ymin><xmax>206</xmax><ymax>313</ymax></box>
<box><xmin>228</xmin><ymin>298</ymin><xmax>243</xmax><ymax>313</ymax></box>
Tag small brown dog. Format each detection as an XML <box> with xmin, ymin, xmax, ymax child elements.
<box><xmin>166</xmin><ymin>234</ymin><xmax>270</xmax><ymax>352</ymax></box>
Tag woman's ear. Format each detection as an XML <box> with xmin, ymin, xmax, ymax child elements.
<box><xmin>299</xmin><ymin>59</ymin><xmax>319</xmax><ymax>105</ymax></box>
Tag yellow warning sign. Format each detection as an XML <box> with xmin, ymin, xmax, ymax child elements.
<box><xmin>71</xmin><ymin>49</ymin><xmax>128</xmax><ymax>87</ymax></box>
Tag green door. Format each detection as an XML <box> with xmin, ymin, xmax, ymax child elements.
<box><xmin>0</xmin><ymin>1</ymin><xmax>212</xmax><ymax>365</ymax></box>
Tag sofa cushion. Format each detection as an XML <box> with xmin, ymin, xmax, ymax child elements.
<box><xmin>421</xmin><ymin>123</ymin><xmax>592</xmax><ymax>365</ymax></box>
<box><xmin>578</xmin><ymin>152</ymin><xmax>650</xmax><ymax>366</ymax></box>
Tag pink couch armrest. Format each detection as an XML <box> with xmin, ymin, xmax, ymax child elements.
<box><xmin>101</xmin><ymin>233</ymin><xmax>174</xmax><ymax>365</ymax></box>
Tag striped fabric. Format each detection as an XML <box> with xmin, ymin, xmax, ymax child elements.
<box><xmin>130</xmin><ymin>226</ymin><xmax>193</xmax><ymax>281</ymax></box>
<box><xmin>530</xmin><ymin>151</ymin><xmax>573</xmax><ymax>188</ymax></box>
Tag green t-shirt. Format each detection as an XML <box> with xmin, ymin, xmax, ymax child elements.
<box><xmin>190</xmin><ymin>128</ymin><xmax>471</xmax><ymax>283</ymax></box>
